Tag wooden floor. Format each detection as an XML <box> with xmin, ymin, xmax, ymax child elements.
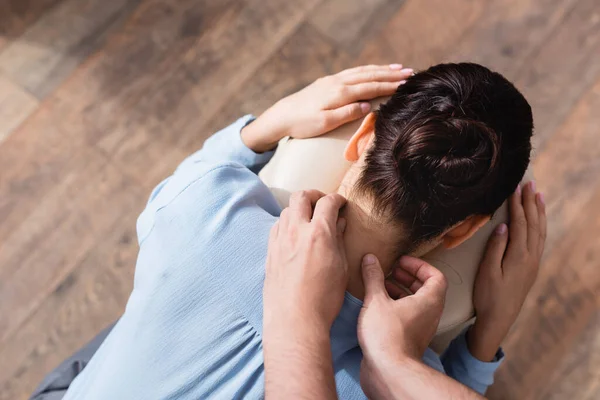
<box><xmin>0</xmin><ymin>0</ymin><xmax>599</xmax><ymax>398</ymax></box>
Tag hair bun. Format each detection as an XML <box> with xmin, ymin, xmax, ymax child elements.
<box><xmin>393</xmin><ymin>115</ymin><xmax>500</xmax><ymax>205</ymax></box>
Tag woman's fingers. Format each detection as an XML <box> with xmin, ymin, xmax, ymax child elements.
<box><xmin>537</xmin><ymin>192</ymin><xmax>547</xmax><ymax>259</ymax></box>
<box><xmin>482</xmin><ymin>223</ymin><xmax>509</xmax><ymax>275</ymax></box>
<box><xmin>344</xmin><ymin>81</ymin><xmax>404</xmax><ymax>103</ymax></box>
<box><xmin>341</xmin><ymin>68</ymin><xmax>414</xmax><ymax>85</ymax></box>
<box><xmin>337</xmin><ymin>64</ymin><xmax>402</xmax><ymax>76</ymax></box>
<box><xmin>508</xmin><ymin>184</ymin><xmax>527</xmax><ymax>252</ymax></box>
<box><xmin>522</xmin><ymin>181</ymin><xmax>540</xmax><ymax>251</ymax></box>
<box><xmin>322</xmin><ymin>102</ymin><xmax>371</xmax><ymax>131</ymax></box>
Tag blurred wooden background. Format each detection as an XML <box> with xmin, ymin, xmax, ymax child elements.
<box><xmin>1</xmin><ymin>0</ymin><xmax>599</xmax><ymax>398</ymax></box>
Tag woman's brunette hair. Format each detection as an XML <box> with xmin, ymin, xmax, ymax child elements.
<box><xmin>356</xmin><ymin>63</ymin><xmax>533</xmax><ymax>247</ymax></box>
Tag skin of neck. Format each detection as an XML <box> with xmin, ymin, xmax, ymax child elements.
<box><xmin>336</xmin><ymin>162</ymin><xmax>405</xmax><ymax>300</ymax></box>
<box><xmin>336</xmin><ymin>161</ymin><xmax>442</xmax><ymax>300</ymax></box>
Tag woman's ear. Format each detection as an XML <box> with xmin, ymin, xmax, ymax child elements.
<box><xmin>344</xmin><ymin>112</ymin><xmax>377</xmax><ymax>162</ymax></box>
<box><xmin>442</xmin><ymin>215</ymin><xmax>491</xmax><ymax>249</ymax></box>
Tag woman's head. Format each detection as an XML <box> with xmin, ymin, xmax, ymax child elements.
<box><xmin>344</xmin><ymin>62</ymin><xmax>533</xmax><ymax>253</ymax></box>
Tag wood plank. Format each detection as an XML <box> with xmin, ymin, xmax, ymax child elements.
<box><xmin>46</xmin><ymin>0</ymin><xmax>323</xmax><ymax>193</ymax></box>
<box><xmin>0</xmin><ymin>101</ymin><xmax>89</xmax><ymax>248</ymax></box>
<box><xmin>0</xmin><ymin>153</ymin><xmax>144</xmax><ymax>346</ymax></box>
<box><xmin>0</xmin><ymin>73</ymin><xmax>38</xmax><ymax>143</ymax></box>
<box><xmin>514</xmin><ymin>0</ymin><xmax>600</xmax><ymax>147</ymax></box>
<box><xmin>446</xmin><ymin>0</ymin><xmax>600</xmax><ymax>147</ymax></box>
<box><xmin>355</xmin><ymin>0</ymin><xmax>487</xmax><ymax>69</ymax></box>
<box><xmin>186</xmin><ymin>22</ymin><xmax>354</xmax><ymax>151</ymax></box>
<box><xmin>309</xmin><ymin>0</ymin><xmax>405</xmax><ymax>54</ymax></box>
<box><xmin>0</xmin><ymin>216</ymin><xmax>139</xmax><ymax>400</ymax></box>
<box><xmin>0</xmin><ymin>36</ymin><xmax>7</xmax><ymax>53</ymax></box>
<box><xmin>542</xmin><ymin>312</ymin><xmax>600</xmax><ymax>400</ymax></box>
<box><xmin>0</xmin><ymin>0</ymin><xmax>142</xmax><ymax>99</ymax></box>
<box><xmin>0</xmin><ymin>0</ymin><xmax>64</xmax><ymax>38</ymax></box>
<box><xmin>487</xmin><ymin>188</ymin><xmax>600</xmax><ymax>399</ymax></box>
<box><xmin>487</xmin><ymin>76</ymin><xmax>600</xmax><ymax>399</ymax></box>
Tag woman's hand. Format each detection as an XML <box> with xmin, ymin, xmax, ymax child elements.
<box><xmin>357</xmin><ymin>255</ymin><xmax>448</xmax><ymax>399</ymax></box>
<box><xmin>468</xmin><ymin>181</ymin><xmax>547</xmax><ymax>361</ymax></box>
<box><xmin>242</xmin><ymin>64</ymin><xmax>413</xmax><ymax>152</ymax></box>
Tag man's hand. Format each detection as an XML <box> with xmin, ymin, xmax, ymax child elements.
<box><xmin>263</xmin><ymin>190</ymin><xmax>347</xmax><ymax>400</ymax></box>
<box><xmin>469</xmin><ymin>181</ymin><xmax>547</xmax><ymax>362</ymax></box>
<box><xmin>264</xmin><ymin>190</ymin><xmax>348</xmax><ymax>331</ymax></box>
<box><xmin>357</xmin><ymin>255</ymin><xmax>448</xmax><ymax>399</ymax></box>
<box><xmin>242</xmin><ymin>64</ymin><xmax>413</xmax><ymax>152</ymax></box>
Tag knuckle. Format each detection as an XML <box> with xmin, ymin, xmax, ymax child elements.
<box><xmin>336</xmin><ymin>84</ymin><xmax>348</xmax><ymax>97</ymax></box>
<box><xmin>309</xmin><ymin>225</ymin><xmax>326</xmax><ymax>241</ymax></box>
<box><xmin>279</xmin><ymin>208</ymin><xmax>290</xmax><ymax>220</ymax></box>
<box><xmin>320</xmin><ymin>113</ymin><xmax>333</xmax><ymax>130</ymax></box>
<box><xmin>438</xmin><ymin>274</ymin><xmax>448</xmax><ymax>291</ymax></box>
<box><xmin>366</xmin><ymin>72</ymin><xmax>377</xmax><ymax>81</ymax></box>
<box><xmin>296</xmin><ymin>190</ymin><xmax>309</xmax><ymax>200</ymax></box>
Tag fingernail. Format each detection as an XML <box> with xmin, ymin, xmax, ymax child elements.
<box><xmin>360</xmin><ymin>102</ymin><xmax>371</xmax><ymax>113</ymax></box>
<box><xmin>401</xmin><ymin>68</ymin><xmax>413</xmax><ymax>74</ymax></box>
<box><xmin>530</xmin><ymin>180</ymin><xmax>536</xmax><ymax>192</ymax></box>
<box><xmin>398</xmin><ymin>80</ymin><xmax>407</xmax><ymax>85</ymax></box>
<box><xmin>516</xmin><ymin>184</ymin><xmax>522</xmax><ymax>195</ymax></box>
<box><xmin>495</xmin><ymin>223</ymin><xmax>507</xmax><ymax>235</ymax></box>
<box><xmin>539</xmin><ymin>192</ymin><xmax>545</xmax><ymax>205</ymax></box>
<box><xmin>363</xmin><ymin>254</ymin><xmax>377</xmax><ymax>266</ymax></box>
<box><xmin>389</xmin><ymin>63</ymin><xmax>403</xmax><ymax>70</ymax></box>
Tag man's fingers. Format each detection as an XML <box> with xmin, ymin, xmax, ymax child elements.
<box><xmin>323</xmin><ymin>102</ymin><xmax>371</xmax><ymax>131</ymax></box>
<box><xmin>362</xmin><ymin>254</ymin><xmax>389</xmax><ymax>303</ymax></box>
<box><xmin>336</xmin><ymin>217</ymin><xmax>347</xmax><ymax>259</ymax></box>
<box><xmin>397</xmin><ymin>256</ymin><xmax>447</xmax><ymax>301</ymax></box>
<box><xmin>312</xmin><ymin>193</ymin><xmax>347</xmax><ymax>231</ymax></box>
<box><xmin>523</xmin><ymin>181</ymin><xmax>540</xmax><ymax>251</ymax></box>
<box><xmin>288</xmin><ymin>190</ymin><xmax>326</xmax><ymax>222</ymax></box>
<box><xmin>508</xmin><ymin>184</ymin><xmax>527</xmax><ymax>251</ymax></box>
<box><xmin>341</xmin><ymin>68</ymin><xmax>414</xmax><ymax>85</ymax></box>
<box><xmin>269</xmin><ymin>220</ymin><xmax>280</xmax><ymax>243</ymax></box>
<box><xmin>385</xmin><ymin>280</ymin><xmax>410</xmax><ymax>300</ymax></box>
<box><xmin>481</xmin><ymin>223</ymin><xmax>509</xmax><ymax>275</ymax></box>
<box><xmin>392</xmin><ymin>267</ymin><xmax>422</xmax><ymax>293</ymax></box>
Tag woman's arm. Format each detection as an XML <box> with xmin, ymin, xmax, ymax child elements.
<box><xmin>150</xmin><ymin>65</ymin><xmax>412</xmax><ymax>203</ymax></box>
<box><xmin>242</xmin><ymin>64</ymin><xmax>413</xmax><ymax>153</ymax></box>
<box><xmin>442</xmin><ymin>181</ymin><xmax>546</xmax><ymax>394</ymax></box>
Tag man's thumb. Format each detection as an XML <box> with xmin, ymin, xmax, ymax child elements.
<box><xmin>361</xmin><ymin>254</ymin><xmax>386</xmax><ymax>302</ymax></box>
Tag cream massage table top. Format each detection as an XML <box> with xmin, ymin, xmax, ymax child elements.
<box><xmin>258</xmin><ymin>98</ymin><xmax>530</xmax><ymax>338</ymax></box>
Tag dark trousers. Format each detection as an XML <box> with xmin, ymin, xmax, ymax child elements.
<box><xmin>30</xmin><ymin>323</ymin><xmax>115</xmax><ymax>400</ymax></box>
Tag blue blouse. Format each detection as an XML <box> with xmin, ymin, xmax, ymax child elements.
<box><xmin>64</xmin><ymin>116</ymin><xmax>502</xmax><ymax>400</ymax></box>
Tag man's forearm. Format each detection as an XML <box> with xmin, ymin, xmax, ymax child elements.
<box><xmin>263</xmin><ymin>318</ymin><xmax>337</xmax><ymax>400</ymax></box>
<box><xmin>380</xmin><ymin>357</ymin><xmax>485</xmax><ymax>400</ymax></box>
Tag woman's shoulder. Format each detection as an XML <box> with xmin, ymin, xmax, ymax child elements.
<box><xmin>137</xmin><ymin>163</ymin><xmax>280</xmax><ymax>245</ymax></box>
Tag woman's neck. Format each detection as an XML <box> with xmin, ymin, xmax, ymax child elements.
<box><xmin>337</xmin><ymin>190</ymin><xmax>405</xmax><ymax>300</ymax></box>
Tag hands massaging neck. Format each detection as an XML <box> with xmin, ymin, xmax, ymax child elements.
<box><xmin>259</xmin><ymin>97</ymin><xmax>531</xmax><ymax>345</ymax></box>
